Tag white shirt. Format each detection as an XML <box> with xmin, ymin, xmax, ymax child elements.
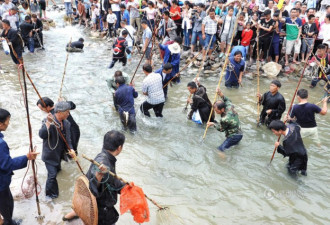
<box><xmin>111</xmin><ymin>0</ymin><xmax>120</xmax><ymax>11</ymax></box>
<box><xmin>121</xmin><ymin>25</ymin><xmax>136</xmax><ymax>47</ymax></box>
<box><xmin>223</xmin><ymin>15</ymin><xmax>232</xmax><ymax>33</ymax></box>
<box><xmin>2</xmin><ymin>12</ymin><xmax>18</xmax><ymax>30</ymax></box>
<box><xmin>107</xmin><ymin>13</ymin><xmax>117</xmax><ymax>23</ymax></box>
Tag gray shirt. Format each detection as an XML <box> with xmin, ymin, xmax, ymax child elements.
<box><xmin>142</xmin><ymin>27</ymin><xmax>153</xmax><ymax>48</ymax></box>
<box><xmin>127</xmin><ymin>1</ymin><xmax>140</xmax><ymax>18</ymax></box>
<box><xmin>192</xmin><ymin>11</ymin><xmax>206</xmax><ymax>32</ymax></box>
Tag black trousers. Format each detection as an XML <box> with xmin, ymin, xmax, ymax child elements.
<box><xmin>0</xmin><ymin>188</ymin><xmax>14</xmax><ymax>225</ymax></box>
<box><xmin>259</xmin><ymin>37</ymin><xmax>272</xmax><ymax>60</ymax></box>
<box><xmin>109</xmin><ymin>57</ymin><xmax>127</xmax><ymax>68</ymax></box>
<box><xmin>45</xmin><ymin>163</ymin><xmax>61</xmax><ymax>198</ymax></box>
<box><xmin>98</xmin><ymin>206</ymin><xmax>119</xmax><ymax>225</ymax></box>
<box><xmin>119</xmin><ymin>112</ymin><xmax>137</xmax><ymax>132</ymax></box>
<box><xmin>140</xmin><ymin>101</ymin><xmax>164</xmax><ymax>117</ymax></box>
<box><xmin>288</xmin><ymin>154</ymin><xmax>308</xmax><ymax>176</ymax></box>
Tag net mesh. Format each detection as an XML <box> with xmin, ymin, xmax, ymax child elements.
<box><xmin>72</xmin><ymin>175</ymin><xmax>98</xmax><ymax>225</ymax></box>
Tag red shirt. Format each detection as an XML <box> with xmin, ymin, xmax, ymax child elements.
<box><xmin>241</xmin><ymin>29</ymin><xmax>253</xmax><ymax>46</ymax></box>
<box><xmin>170</xmin><ymin>6</ymin><xmax>181</xmax><ymax>21</ymax></box>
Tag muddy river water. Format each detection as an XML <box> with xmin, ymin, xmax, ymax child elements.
<box><xmin>0</xmin><ymin>8</ymin><xmax>329</xmax><ymax>225</ymax></box>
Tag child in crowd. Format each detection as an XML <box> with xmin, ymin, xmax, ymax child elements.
<box><xmin>91</xmin><ymin>4</ymin><xmax>100</xmax><ymax>31</ymax></box>
<box><xmin>241</xmin><ymin>22</ymin><xmax>253</xmax><ymax>57</ymax></box>
<box><xmin>107</xmin><ymin>8</ymin><xmax>117</xmax><ymax>37</ymax></box>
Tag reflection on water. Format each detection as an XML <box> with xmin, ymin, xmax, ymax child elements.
<box><xmin>0</xmin><ymin>9</ymin><xmax>329</xmax><ymax>225</ymax></box>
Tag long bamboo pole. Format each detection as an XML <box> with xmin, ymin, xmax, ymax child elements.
<box><xmin>202</xmin><ymin>10</ymin><xmax>242</xmax><ymax>140</ymax></box>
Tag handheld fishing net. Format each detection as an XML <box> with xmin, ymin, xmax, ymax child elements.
<box><xmin>72</xmin><ymin>175</ymin><xmax>98</xmax><ymax>225</ymax></box>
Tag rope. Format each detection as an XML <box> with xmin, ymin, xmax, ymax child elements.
<box><xmin>269</xmin><ymin>37</ymin><xmax>316</xmax><ymax>164</ymax></box>
<box><xmin>202</xmin><ymin>9</ymin><xmax>242</xmax><ymax>140</ymax></box>
<box><xmin>59</xmin><ymin>37</ymin><xmax>72</xmax><ymax>99</ymax></box>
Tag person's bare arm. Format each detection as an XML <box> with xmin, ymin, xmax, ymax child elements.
<box><xmin>320</xmin><ymin>97</ymin><xmax>328</xmax><ymax>115</ymax></box>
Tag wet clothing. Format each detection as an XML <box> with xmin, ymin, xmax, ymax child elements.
<box><xmin>67</xmin><ymin>101</ymin><xmax>80</xmax><ymax>154</ymax></box>
<box><xmin>115</xmin><ymin>84</ymin><xmax>138</xmax><ymax>132</ymax></box>
<box><xmin>87</xmin><ymin>148</ymin><xmax>125</xmax><ymax>225</ymax></box>
<box><xmin>290</xmin><ymin>103</ymin><xmax>321</xmax><ymax>128</ymax></box>
<box><xmin>155</xmin><ymin>68</ymin><xmax>174</xmax><ymax>98</ymax></box>
<box><xmin>19</xmin><ymin>21</ymin><xmax>34</xmax><ymax>41</ymax></box>
<box><xmin>188</xmin><ymin>85</ymin><xmax>214</xmax><ymax>123</ymax></box>
<box><xmin>67</xmin><ymin>40</ymin><xmax>84</xmax><ymax>49</ymax></box>
<box><xmin>32</xmin><ymin>18</ymin><xmax>43</xmax><ymax>45</ymax></box>
<box><xmin>277</xmin><ymin>123</ymin><xmax>308</xmax><ymax>175</ymax></box>
<box><xmin>39</xmin><ymin>117</ymin><xmax>72</xmax><ymax>198</ymax></box>
<box><xmin>259</xmin><ymin>91</ymin><xmax>286</xmax><ymax>127</ymax></box>
<box><xmin>140</xmin><ymin>101</ymin><xmax>164</xmax><ymax>117</ymax></box>
<box><xmin>214</xmin><ymin>96</ymin><xmax>243</xmax><ymax>151</ymax></box>
<box><xmin>0</xmin><ymin>132</ymin><xmax>28</xmax><ymax>225</ymax></box>
<box><xmin>309</xmin><ymin>54</ymin><xmax>330</xmax><ymax>88</ymax></box>
<box><xmin>225</xmin><ymin>57</ymin><xmax>245</xmax><ymax>88</ymax></box>
<box><xmin>159</xmin><ymin>43</ymin><xmax>180</xmax><ymax>83</ymax></box>
<box><xmin>109</xmin><ymin>37</ymin><xmax>129</xmax><ymax>69</ymax></box>
<box><xmin>1</xmin><ymin>28</ymin><xmax>23</xmax><ymax>64</ymax></box>
<box><xmin>112</xmin><ymin>37</ymin><xmax>128</xmax><ymax>59</ymax></box>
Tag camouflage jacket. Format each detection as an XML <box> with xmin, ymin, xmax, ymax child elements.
<box><xmin>215</xmin><ymin>96</ymin><xmax>242</xmax><ymax>137</ymax></box>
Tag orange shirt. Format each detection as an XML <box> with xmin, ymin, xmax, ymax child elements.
<box><xmin>170</xmin><ymin>6</ymin><xmax>181</xmax><ymax>21</ymax></box>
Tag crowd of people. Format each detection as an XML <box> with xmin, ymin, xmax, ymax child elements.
<box><xmin>0</xmin><ymin>0</ymin><xmax>330</xmax><ymax>224</ymax></box>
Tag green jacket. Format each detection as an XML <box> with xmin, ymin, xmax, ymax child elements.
<box><xmin>215</xmin><ymin>96</ymin><xmax>242</xmax><ymax>137</ymax></box>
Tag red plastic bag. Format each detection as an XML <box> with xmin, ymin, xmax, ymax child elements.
<box><xmin>120</xmin><ymin>182</ymin><xmax>150</xmax><ymax>223</ymax></box>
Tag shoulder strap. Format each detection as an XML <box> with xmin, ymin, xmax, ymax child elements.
<box><xmin>124</xmin><ymin>27</ymin><xmax>135</xmax><ymax>41</ymax></box>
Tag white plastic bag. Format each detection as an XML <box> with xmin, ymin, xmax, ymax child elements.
<box><xmin>2</xmin><ymin>40</ymin><xmax>10</xmax><ymax>55</ymax></box>
<box><xmin>192</xmin><ymin>110</ymin><xmax>203</xmax><ymax>125</ymax></box>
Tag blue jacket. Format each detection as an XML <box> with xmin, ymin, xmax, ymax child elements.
<box><xmin>0</xmin><ymin>132</ymin><xmax>28</xmax><ymax>191</ymax></box>
<box><xmin>114</xmin><ymin>84</ymin><xmax>138</xmax><ymax>114</ymax></box>
<box><xmin>155</xmin><ymin>68</ymin><xmax>174</xmax><ymax>86</ymax></box>
<box><xmin>225</xmin><ymin>57</ymin><xmax>245</xmax><ymax>83</ymax></box>
<box><xmin>159</xmin><ymin>44</ymin><xmax>180</xmax><ymax>76</ymax></box>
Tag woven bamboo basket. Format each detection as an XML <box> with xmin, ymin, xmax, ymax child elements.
<box><xmin>72</xmin><ymin>175</ymin><xmax>98</xmax><ymax>225</ymax></box>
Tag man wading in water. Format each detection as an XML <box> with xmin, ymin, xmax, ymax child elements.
<box><xmin>269</xmin><ymin>120</ymin><xmax>308</xmax><ymax>177</ymax></box>
<box><xmin>0</xmin><ymin>19</ymin><xmax>23</xmax><ymax>65</ymax></box>
<box><xmin>207</xmin><ymin>89</ymin><xmax>243</xmax><ymax>158</ymax></box>
<box><xmin>140</xmin><ymin>64</ymin><xmax>166</xmax><ymax>117</ymax></box>
<box><xmin>187</xmin><ymin>80</ymin><xmax>214</xmax><ymax>124</ymax></box>
<box><xmin>86</xmin><ymin>130</ymin><xmax>126</xmax><ymax>224</ymax></box>
<box><xmin>257</xmin><ymin>80</ymin><xmax>286</xmax><ymax>127</ymax></box>
<box><xmin>39</xmin><ymin>101</ymin><xmax>76</xmax><ymax>199</ymax></box>
<box><xmin>114</xmin><ymin>76</ymin><xmax>138</xmax><ymax>132</ymax></box>
<box><xmin>37</xmin><ymin>98</ymin><xmax>80</xmax><ymax>155</ymax></box>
